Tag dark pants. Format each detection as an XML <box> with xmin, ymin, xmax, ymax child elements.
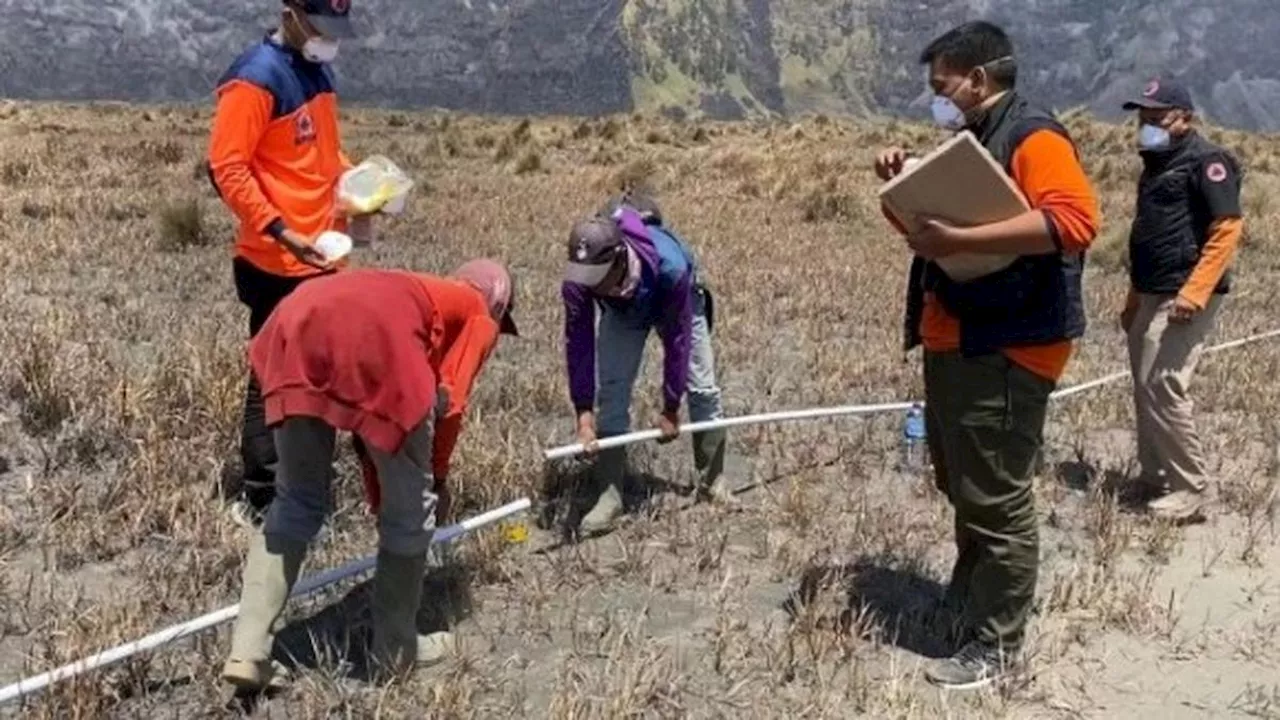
<box><xmin>229</xmin><ymin>257</ymin><xmax>331</xmax><ymax>511</ymax></box>
<box><xmin>923</xmin><ymin>350</ymin><xmax>1053</xmax><ymax>653</ymax></box>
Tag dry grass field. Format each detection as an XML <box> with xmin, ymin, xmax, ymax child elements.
<box><xmin>0</xmin><ymin>98</ymin><xmax>1279</xmax><ymax>718</ymax></box>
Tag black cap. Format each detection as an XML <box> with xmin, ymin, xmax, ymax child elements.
<box><xmin>287</xmin><ymin>0</ymin><xmax>355</xmax><ymax>39</ymax></box>
<box><xmin>564</xmin><ymin>218</ymin><xmax>625</xmax><ymax>287</ymax></box>
<box><xmin>1123</xmin><ymin>77</ymin><xmax>1194</xmax><ymax>112</ymax></box>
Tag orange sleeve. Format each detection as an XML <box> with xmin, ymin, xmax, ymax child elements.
<box><xmin>208</xmin><ymin>81</ymin><xmax>282</xmax><ymax>235</ymax></box>
<box><xmin>432</xmin><ymin>315</ymin><xmax>499</xmax><ymax>479</ymax></box>
<box><xmin>1179</xmin><ymin>217</ymin><xmax>1243</xmax><ymax>309</ymax></box>
<box><xmin>1009</xmin><ymin>130</ymin><xmax>1100</xmax><ymax>254</ymax></box>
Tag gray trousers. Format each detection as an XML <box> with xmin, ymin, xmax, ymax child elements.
<box><xmin>596</xmin><ymin>288</ymin><xmax>723</xmax><ymax>437</ymax></box>
<box><xmin>1127</xmin><ymin>292</ymin><xmax>1223</xmax><ymax>493</ymax></box>
<box><xmin>263</xmin><ymin>416</ymin><xmax>439</xmax><ymax>556</ymax></box>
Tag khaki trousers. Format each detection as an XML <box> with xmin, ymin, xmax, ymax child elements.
<box><xmin>1127</xmin><ymin>292</ymin><xmax>1223</xmax><ymax>494</ymax></box>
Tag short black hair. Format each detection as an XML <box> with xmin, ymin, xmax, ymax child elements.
<box><xmin>920</xmin><ymin>21</ymin><xmax>1017</xmax><ymax>89</ymax></box>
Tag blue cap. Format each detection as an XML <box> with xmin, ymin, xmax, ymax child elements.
<box><xmin>288</xmin><ymin>0</ymin><xmax>355</xmax><ymax>39</ymax></box>
<box><xmin>1123</xmin><ymin>76</ymin><xmax>1194</xmax><ymax>112</ymax></box>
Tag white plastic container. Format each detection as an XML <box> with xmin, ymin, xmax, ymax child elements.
<box><xmin>314</xmin><ymin>231</ymin><xmax>353</xmax><ymax>262</ymax></box>
<box><xmin>338</xmin><ymin>155</ymin><xmax>414</xmax><ymax>216</ymax></box>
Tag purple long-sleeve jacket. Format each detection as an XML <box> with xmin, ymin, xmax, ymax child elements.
<box><xmin>562</xmin><ymin>208</ymin><xmax>695</xmax><ymax>414</ymax></box>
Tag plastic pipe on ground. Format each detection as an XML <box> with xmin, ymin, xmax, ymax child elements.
<box><xmin>0</xmin><ymin>497</ymin><xmax>532</xmax><ymax>706</ymax></box>
<box><xmin>542</xmin><ymin>400</ymin><xmax>916</xmax><ymax>461</ymax></box>
<box><xmin>544</xmin><ymin>327</ymin><xmax>1280</xmax><ymax>461</ymax></box>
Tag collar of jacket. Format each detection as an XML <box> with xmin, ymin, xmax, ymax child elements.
<box><xmin>964</xmin><ymin>90</ymin><xmax>1020</xmax><ymax>142</ymax></box>
<box><xmin>264</xmin><ymin>29</ymin><xmax>312</xmax><ymax>65</ymax></box>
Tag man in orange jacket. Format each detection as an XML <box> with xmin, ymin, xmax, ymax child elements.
<box><xmin>221</xmin><ymin>259</ymin><xmax>519</xmax><ymax>693</ymax></box>
<box><xmin>207</xmin><ymin>0</ymin><xmax>364</xmax><ymax>527</ymax></box>
<box><xmin>875</xmin><ymin>21</ymin><xmax>1099</xmax><ymax>689</ymax></box>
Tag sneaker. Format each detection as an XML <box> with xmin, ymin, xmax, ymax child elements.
<box><xmin>1146</xmin><ymin>489</ymin><xmax>1206</xmax><ymax>522</ymax></box>
<box><xmin>1110</xmin><ymin>474</ymin><xmax>1168</xmax><ymax>507</ymax></box>
<box><xmin>227</xmin><ymin>498</ymin><xmax>266</xmax><ymax>529</ymax></box>
<box><xmin>416</xmin><ymin>631</ymin><xmax>456</xmax><ymax>666</ymax></box>
<box><xmin>925</xmin><ymin>640</ymin><xmax>1011</xmax><ymax>690</ymax></box>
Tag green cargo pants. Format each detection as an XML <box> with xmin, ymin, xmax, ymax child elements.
<box><xmin>923</xmin><ymin>350</ymin><xmax>1053</xmax><ymax>653</ymax></box>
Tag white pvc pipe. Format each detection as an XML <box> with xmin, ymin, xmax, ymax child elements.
<box><xmin>0</xmin><ymin>497</ymin><xmax>532</xmax><ymax>706</ymax></box>
<box><xmin>542</xmin><ymin>400</ymin><xmax>916</xmax><ymax>460</ymax></box>
<box><xmin>543</xmin><ymin>327</ymin><xmax>1280</xmax><ymax>461</ymax></box>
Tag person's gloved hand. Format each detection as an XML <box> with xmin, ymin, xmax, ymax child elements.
<box><xmin>1169</xmin><ymin>295</ymin><xmax>1200</xmax><ymax>324</ymax></box>
<box><xmin>655</xmin><ymin>410</ymin><xmax>680</xmax><ymax>444</ymax></box>
<box><xmin>277</xmin><ymin>228</ymin><xmax>331</xmax><ymax>270</ymax></box>
<box><xmin>576</xmin><ymin>410</ymin><xmax>599</xmax><ymax>456</ymax></box>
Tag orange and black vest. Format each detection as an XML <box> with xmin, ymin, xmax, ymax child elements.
<box><xmin>904</xmin><ymin>91</ymin><xmax>1087</xmax><ymax>357</ymax></box>
<box><xmin>1129</xmin><ymin>132</ymin><xmax>1242</xmax><ymax>296</ymax></box>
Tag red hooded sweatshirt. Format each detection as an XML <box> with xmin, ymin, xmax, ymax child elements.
<box><xmin>248</xmin><ymin>268</ymin><xmax>499</xmax><ymax>509</ymax></box>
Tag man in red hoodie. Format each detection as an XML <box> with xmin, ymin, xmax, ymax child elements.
<box><xmin>221</xmin><ymin>258</ymin><xmax>518</xmax><ymax>693</ymax></box>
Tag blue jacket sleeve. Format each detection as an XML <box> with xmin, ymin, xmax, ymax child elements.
<box><xmin>562</xmin><ymin>281</ymin><xmax>598</xmax><ymax>412</ymax></box>
<box><xmin>657</xmin><ymin>269</ymin><xmax>694</xmax><ymax>414</ymax></box>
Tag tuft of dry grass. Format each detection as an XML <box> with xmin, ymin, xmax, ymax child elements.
<box><xmin>155</xmin><ymin>198</ymin><xmax>209</xmax><ymax>251</ymax></box>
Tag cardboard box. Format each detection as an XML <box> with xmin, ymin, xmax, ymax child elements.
<box><xmin>877</xmin><ymin>130</ymin><xmax>1029</xmax><ymax>282</ymax></box>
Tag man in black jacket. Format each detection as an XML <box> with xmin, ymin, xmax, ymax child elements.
<box><xmin>1120</xmin><ymin>77</ymin><xmax>1244</xmax><ymax>521</ymax></box>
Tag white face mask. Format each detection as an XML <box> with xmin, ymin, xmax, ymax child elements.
<box><xmin>1138</xmin><ymin>123</ymin><xmax>1171</xmax><ymax>150</ymax></box>
<box><xmin>302</xmin><ymin>37</ymin><xmax>339</xmax><ymax>64</ymax></box>
<box><xmin>931</xmin><ymin>94</ymin><xmax>967</xmax><ymax>130</ymax></box>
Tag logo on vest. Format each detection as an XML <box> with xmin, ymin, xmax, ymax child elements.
<box><xmin>294</xmin><ymin>111</ymin><xmax>316</xmax><ymax>145</ymax></box>
<box><xmin>1143</xmin><ymin>80</ymin><xmax>1160</xmax><ymax>97</ymax></box>
<box><xmin>1206</xmin><ymin>162</ymin><xmax>1228</xmax><ymax>183</ymax></box>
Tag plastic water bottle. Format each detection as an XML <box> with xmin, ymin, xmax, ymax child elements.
<box><xmin>902</xmin><ymin>403</ymin><xmax>926</xmax><ymax>473</ymax></box>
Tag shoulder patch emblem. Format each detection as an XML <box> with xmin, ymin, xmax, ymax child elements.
<box><xmin>294</xmin><ymin>111</ymin><xmax>316</xmax><ymax>145</ymax></box>
<box><xmin>1206</xmin><ymin>162</ymin><xmax>1228</xmax><ymax>183</ymax></box>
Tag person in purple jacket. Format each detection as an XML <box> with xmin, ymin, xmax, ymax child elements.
<box><xmin>562</xmin><ymin>193</ymin><xmax>733</xmax><ymax>536</ymax></box>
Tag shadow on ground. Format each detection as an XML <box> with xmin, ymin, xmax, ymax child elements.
<box><xmin>271</xmin><ymin>560</ymin><xmax>475</xmax><ymax>681</ymax></box>
<box><xmin>783</xmin><ymin>556</ymin><xmax>958</xmax><ymax>660</ymax></box>
<box><xmin>1054</xmin><ymin>460</ymin><xmax>1154</xmax><ymax>511</ymax></box>
<box><xmin>534</xmin><ymin>453</ymin><xmax>689</xmax><ymax>541</ymax></box>
<box><xmin>223</xmin><ymin>550</ymin><xmax>476</xmax><ymax>712</ymax></box>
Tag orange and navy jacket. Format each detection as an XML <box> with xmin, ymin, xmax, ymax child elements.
<box><xmin>207</xmin><ymin>34</ymin><xmax>351</xmax><ymax>278</ymax></box>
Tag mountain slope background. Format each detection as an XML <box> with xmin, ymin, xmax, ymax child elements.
<box><xmin>3</xmin><ymin>0</ymin><xmax>1280</xmax><ymax>131</ymax></box>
